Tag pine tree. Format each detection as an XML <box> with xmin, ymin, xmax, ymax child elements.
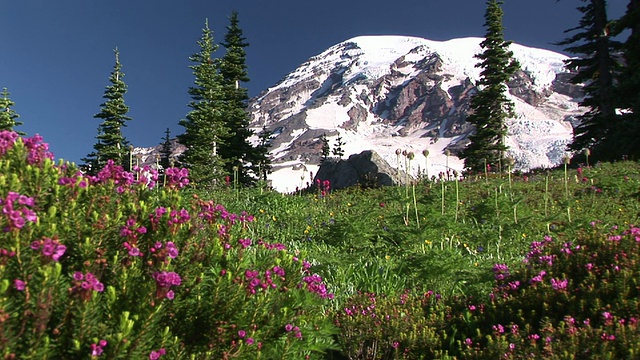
<box><xmin>558</xmin><ymin>0</ymin><xmax>622</xmax><ymax>160</ymax></box>
<box><xmin>159</xmin><ymin>127</ymin><xmax>173</xmax><ymax>170</ymax></box>
<box><xmin>610</xmin><ymin>0</ymin><xmax>640</xmax><ymax>159</ymax></box>
<box><xmin>332</xmin><ymin>136</ymin><xmax>345</xmax><ymax>158</ymax></box>
<box><xmin>82</xmin><ymin>49</ymin><xmax>132</xmax><ymax>174</ymax></box>
<box><xmin>218</xmin><ymin>11</ymin><xmax>256</xmax><ymax>185</ymax></box>
<box><xmin>460</xmin><ymin>0</ymin><xmax>519</xmax><ymax>173</ymax></box>
<box><xmin>0</xmin><ymin>88</ymin><xmax>25</xmax><ymax>135</ymax></box>
<box><xmin>319</xmin><ymin>134</ymin><xmax>330</xmax><ymax>162</ymax></box>
<box><xmin>177</xmin><ymin>19</ymin><xmax>229</xmax><ymax>187</ymax></box>
<box><xmin>253</xmin><ymin>126</ymin><xmax>273</xmax><ymax>181</ymax></box>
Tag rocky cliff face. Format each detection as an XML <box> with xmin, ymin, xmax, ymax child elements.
<box><xmin>248</xmin><ymin>35</ymin><xmax>584</xmax><ymax>192</ymax></box>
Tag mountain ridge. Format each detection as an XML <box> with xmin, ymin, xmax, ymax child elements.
<box><xmin>247</xmin><ymin>35</ymin><xmax>583</xmax><ymax>192</ymax></box>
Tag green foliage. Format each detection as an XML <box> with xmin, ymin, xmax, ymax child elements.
<box><xmin>4</xmin><ymin>127</ymin><xmax>640</xmax><ymax>358</ymax></box>
<box><xmin>0</xmin><ymin>88</ymin><xmax>25</xmax><ymax>135</ymax></box>
<box><xmin>460</xmin><ymin>0</ymin><xmax>519</xmax><ymax>173</ymax></box>
<box><xmin>558</xmin><ymin>0</ymin><xmax>623</xmax><ymax>161</ymax></box>
<box><xmin>0</xmin><ymin>131</ymin><xmax>337</xmax><ymax>358</ymax></box>
<box><xmin>178</xmin><ymin>20</ymin><xmax>230</xmax><ymax>187</ymax></box>
<box><xmin>83</xmin><ymin>49</ymin><xmax>132</xmax><ymax>174</ymax></box>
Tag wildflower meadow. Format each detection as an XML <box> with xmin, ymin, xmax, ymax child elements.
<box><xmin>1</xmin><ymin>130</ymin><xmax>639</xmax><ymax>359</ymax></box>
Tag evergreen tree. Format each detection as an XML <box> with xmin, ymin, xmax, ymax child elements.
<box><xmin>332</xmin><ymin>136</ymin><xmax>345</xmax><ymax>158</ymax></box>
<box><xmin>319</xmin><ymin>134</ymin><xmax>330</xmax><ymax>162</ymax></box>
<box><xmin>254</xmin><ymin>126</ymin><xmax>273</xmax><ymax>181</ymax></box>
<box><xmin>610</xmin><ymin>0</ymin><xmax>640</xmax><ymax>159</ymax></box>
<box><xmin>177</xmin><ymin>20</ymin><xmax>229</xmax><ymax>187</ymax></box>
<box><xmin>218</xmin><ymin>11</ymin><xmax>256</xmax><ymax>185</ymax></box>
<box><xmin>460</xmin><ymin>0</ymin><xmax>519</xmax><ymax>173</ymax></box>
<box><xmin>159</xmin><ymin>127</ymin><xmax>173</xmax><ymax>170</ymax></box>
<box><xmin>82</xmin><ymin>49</ymin><xmax>132</xmax><ymax>174</ymax></box>
<box><xmin>558</xmin><ymin>0</ymin><xmax>622</xmax><ymax>160</ymax></box>
<box><xmin>0</xmin><ymin>88</ymin><xmax>25</xmax><ymax>135</ymax></box>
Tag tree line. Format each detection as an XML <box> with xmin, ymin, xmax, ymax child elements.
<box><xmin>80</xmin><ymin>12</ymin><xmax>272</xmax><ymax>187</ymax></box>
<box><xmin>460</xmin><ymin>0</ymin><xmax>639</xmax><ymax>172</ymax></box>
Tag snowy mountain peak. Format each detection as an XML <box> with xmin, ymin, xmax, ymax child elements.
<box><xmin>250</xmin><ymin>35</ymin><xmax>583</xmax><ymax>192</ymax></box>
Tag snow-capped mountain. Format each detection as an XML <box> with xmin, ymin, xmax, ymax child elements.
<box><xmin>249</xmin><ymin>35</ymin><xmax>584</xmax><ymax>192</ymax></box>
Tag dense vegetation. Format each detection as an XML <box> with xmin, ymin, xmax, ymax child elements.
<box><xmin>1</xmin><ymin>130</ymin><xmax>639</xmax><ymax>358</ymax></box>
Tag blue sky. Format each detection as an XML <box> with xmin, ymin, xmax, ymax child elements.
<box><xmin>1</xmin><ymin>0</ymin><xmax>627</xmax><ymax>164</ymax></box>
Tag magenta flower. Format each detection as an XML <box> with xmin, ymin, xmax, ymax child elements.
<box><xmin>551</xmin><ymin>278</ymin><xmax>568</xmax><ymax>290</ymax></box>
<box><xmin>238</xmin><ymin>238</ymin><xmax>252</xmax><ymax>249</ymax></box>
<box><xmin>149</xmin><ymin>348</ymin><xmax>166</xmax><ymax>360</ymax></box>
<box><xmin>166</xmin><ymin>241</ymin><xmax>179</xmax><ymax>258</ymax></box>
<box><xmin>0</xmin><ymin>130</ymin><xmax>19</xmax><ymax>156</ymax></box>
<box><xmin>13</xmin><ymin>279</ymin><xmax>25</xmax><ymax>291</ymax></box>
<box><xmin>32</xmin><ymin>237</ymin><xmax>66</xmax><ymax>261</ymax></box>
<box><xmin>238</xmin><ymin>330</ymin><xmax>246</xmax><ymax>338</ymax></box>
<box><xmin>90</xmin><ymin>339</ymin><xmax>107</xmax><ymax>356</ymax></box>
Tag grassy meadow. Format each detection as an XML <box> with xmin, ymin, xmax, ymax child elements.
<box><xmin>1</xmin><ymin>131</ymin><xmax>639</xmax><ymax>359</ymax></box>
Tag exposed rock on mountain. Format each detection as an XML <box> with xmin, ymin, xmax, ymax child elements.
<box><xmin>250</xmin><ymin>35</ymin><xmax>584</xmax><ymax>192</ymax></box>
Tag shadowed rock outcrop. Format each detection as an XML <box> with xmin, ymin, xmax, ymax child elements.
<box><xmin>313</xmin><ymin>150</ymin><xmax>413</xmax><ymax>190</ymax></box>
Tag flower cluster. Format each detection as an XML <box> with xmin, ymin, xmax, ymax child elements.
<box><xmin>31</xmin><ymin>237</ymin><xmax>66</xmax><ymax>261</ymax></box>
<box><xmin>1</xmin><ymin>191</ymin><xmax>37</xmax><ymax>231</ymax></box>
<box><xmin>492</xmin><ymin>263</ymin><xmax>510</xmax><ymax>281</ymax></box>
<box><xmin>120</xmin><ymin>217</ymin><xmax>147</xmax><ymax>257</ymax></box>
<box><xmin>22</xmin><ymin>134</ymin><xmax>54</xmax><ymax>165</ymax></box>
<box><xmin>285</xmin><ymin>323</ymin><xmax>303</xmax><ymax>339</ymax></box>
<box><xmin>92</xmin><ymin>160</ymin><xmax>135</xmax><ymax>190</ymax></box>
<box><xmin>168</xmin><ymin>208</ymin><xmax>190</xmax><ymax>227</ymax></box>
<box><xmin>0</xmin><ymin>130</ymin><xmax>19</xmax><ymax>156</ymax></box>
<box><xmin>58</xmin><ymin>170</ymin><xmax>90</xmax><ymax>188</ymax></box>
<box><xmin>0</xmin><ymin>248</ymin><xmax>16</xmax><ymax>266</ymax></box>
<box><xmin>315</xmin><ymin>178</ymin><xmax>331</xmax><ymax>196</ymax></box>
<box><xmin>150</xmin><ymin>241</ymin><xmax>179</xmax><ymax>264</ymax></box>
<box><xmin>164</xmin><ymin>167</ymin><xmax>189</xmax><ymax>189</ymax></box>
<box><xmin>152</xmin><ymin>271</ymin><xmax>181</xmax><ymax>300</ymax></box>
<box><xmin>90</xmin><ymin>339</ymin><xmax>107</xmax><ymax>357</ymax></box>
<box><xmin>133</xmin><ymin>165</ymin><xmax>159</xmax><ymax>189</ymax></box>
<box><xmin>71</xmin><ymin>272</ymin><xmax>105</xmax><ymax>301</ymax></box>
<box><xmin>148</xmin><ymin>206</ymin><xmax>167</xmax><ymax>230</ymax></box>
<box><xmin>238</xmin><ymin>238</ymin><xmax>252</xmax><ymax>249</ymax></box>
<box><xmin>149</xmin><ymin>348</ymin><xmax>166</xmax><ymax>360</ymax></box>
<box><xmin>300</xmin><ymin>274</ymin><xmax>333</xmax><ymax>299</ymax></box>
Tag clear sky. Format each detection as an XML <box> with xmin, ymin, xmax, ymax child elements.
<box><xmin>1</xmin><ymin>0</ymin><xmax>627</xmax><ymax>164</ymax></box>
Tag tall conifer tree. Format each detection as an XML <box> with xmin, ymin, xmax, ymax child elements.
<box><xmin>159</xmin><ymin>127</ymin><xmax>173</xmax><ymax>170</ymax></box>
<box><xmin>178</xmin><ymin>20</ymin><xmax>229</xmax><ymax>187</ymax></box>
<box><xmin>610</xmin><ymin>0</ymin><xmax>640</xmax><ymax>159</ymax></box>
<box><xmin>83</xmin><ymin>49</ymin><xmax>132</xmax><ymax>174</ymax></box>
<box><xmin>254</xmin><ymin>126</ymin><xmax>273</xmax><ymax>182</ymax></box>
<box><xmin>0</xmin><ymin>88</ymin><xmax>25</xmax><ymax>135</ymax></box>
<box><xmin>219</xmin><ymin>11</ymin><xmax>256</xmax><ymax>185</ymax></box>
<box><xmin>460</xmin><ymin>0</ymin><xmax>519</xmax><ymax>173</ymax></box>
<box><xmin>558</xmin><ymin>0</ymin><xmax>621</xmax><ymax>160</ymax></box>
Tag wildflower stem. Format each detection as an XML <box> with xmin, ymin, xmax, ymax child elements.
<box><xmin>412</xmin><ymin>182</ymin><xmax>419</xmax><ymax>228</ymax></box>
<box><xmin>454</xmin><ymin>176</ymin><xmax>460</xmax><ymax>223</ymax></box>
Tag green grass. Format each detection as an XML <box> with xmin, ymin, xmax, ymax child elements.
<box><xmin>213</xmin><ymin>161</ymin><xmax>640</xmax><ymax>303</ymax></box>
